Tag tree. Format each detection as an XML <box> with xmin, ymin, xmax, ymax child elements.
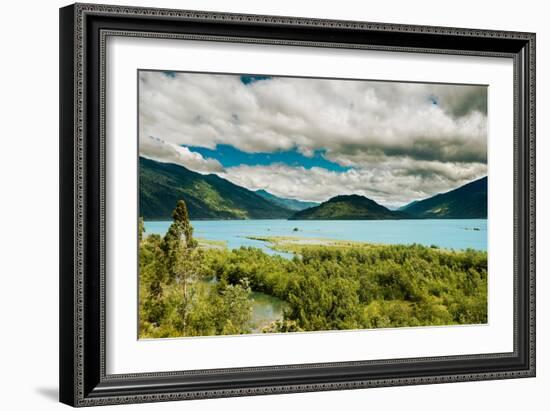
<box><xmin>138</xmin><ymin>217</ymin><xmax>145</xmax><ymax>243</ymax></box>
<box><xmin>219</xmin><ymin>279</ymin><xmax>253</xmax><ymax>334</ymax></box>
<box><xmin>162</xmin><ymin>200</ymin><xmax>197</xmax><ymax>276</ymax></box>
<box><xmin>139</xmin><ymin>234</ymin><xmax>168</xmax><ymax>335</ymax></box>
<box><xmin>162</xmin><ymin>199</ymin><xmax>202</xmax><ymax>334</ymax></box>
<box><xmin>172</xmin><ymin>200</ymin><xmax>197</xmax><ymax>248</ymax></box>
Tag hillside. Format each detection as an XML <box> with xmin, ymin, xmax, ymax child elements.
<box><xmin>139</xmin><ymin>157</ymin><xmax>293</xmax><ymax>220</ymax></box>
<box><xmin>288</xmin><ymin>194</ymin><xmax>410</xmax><ymax>220</ymax></box>
<box><xmin>401</xmin><ymin>177</ymin><xmax>487</xmax><ymax>219</ymax></box>
<box><xmin>255</xmin><ymin>189</ymin><xmax>319</xmax><ymax>211</ymax></box>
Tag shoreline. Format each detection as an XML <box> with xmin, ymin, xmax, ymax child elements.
<box><xmin>143</xmin><ymin>220</ymin><xmax>488</xmax><ymax>253</ymax></box>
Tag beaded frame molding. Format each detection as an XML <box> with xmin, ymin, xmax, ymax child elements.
<box><xmin>59</xmin><ymin>3</ymin><xmax>535</xmax><ymax>407</ymax></box>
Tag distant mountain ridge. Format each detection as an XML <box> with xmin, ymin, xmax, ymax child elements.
<box><xmin>139</xmin><ymin>157</ymin><xmax>293</xmax><ymax>220</ymax></box>
<box><xmin>289</xmin><ymin>194</ymin><xmax>410</xmax><ymax>220</ymax></box>
<box><xmin>255</xmin><ymin>189</ymin><xmax>319</xmax><ymax>211</ymax></box>
<box><xmin>140</xmin><ymin>157</ymin><xmax>487</xmax><ymax>221</ymax></box>
<box><xmin>401</xmin><ymin>177</ymin><xmax>487</xmax><ymax>219</ymax></box>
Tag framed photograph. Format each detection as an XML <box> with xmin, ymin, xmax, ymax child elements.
<box><xmin>59</xmin><ymin>3</ymin><xmax>536</xmax><ymax>407</ymax></box>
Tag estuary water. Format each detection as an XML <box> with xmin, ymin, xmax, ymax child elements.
<box><xmin>144</xmin><ymin>219</ymin><xmax>487</xmax><ymax>257</ymax></box>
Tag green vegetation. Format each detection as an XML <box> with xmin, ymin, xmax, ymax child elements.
<box><xmin>289</xmin><ymin>194</ymin><xmax>410</xmax><ymax>220</ymax></box>
<box><xmin>195</xmin><ymin>238</ymin><xmax>227</xmax><ymax>250</ymax></box>
<box><xmin>247</xmin><ymin>236</ymin><xmax>381</xmax><ymax>253</ymax></box>
<box><xmin>139</xmin><ymin>199</ymin><xmax>253</xmax><ymax>338</ymax></box>
<box><xmin>401</xmin><ymin>177</ymin><xmax>487</xmax><ymax>219</ymax></box>
<box><xmin>140</xmin><ymin>200</ymin><xmax>488</xmax><ymax>338</ymax></box>
<box><xmin>139</xmin><ymin>157</ymin><xmax>293</xmax><ymax>220</ymax></box>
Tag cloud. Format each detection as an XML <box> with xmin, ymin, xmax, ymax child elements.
<box><xmin>433</xmin><ymin>85</ymin><xmax>488</xmax><ymax>118</ymax></box>
<box><xmin>138</xmin><ymin>71</ymin><xmax>488</xmax><ymax>204</ymax></box>
<box><xmin>140</xmin><ymin>135</ymin><xmax>224</xmax><ymax>174</ymax></box>
<box><xmin>220</xmin><ymin>161</ymin><xmax>487</xmax><ymax>207</ymax></box>
<box><xmin>139</xmin><ymin>72</ymin><xmax>487</xmax><ymax>163</ymax></box>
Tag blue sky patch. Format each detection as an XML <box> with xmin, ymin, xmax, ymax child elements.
<box><xmin>240</xmin><ymin>75</ymin><xmax>271</xmax><ymax>85</ymax></box>
<box><xmin>186</xmin><ymin>144</ymin><xmax>349</xmax><ymax>172</ymax></box>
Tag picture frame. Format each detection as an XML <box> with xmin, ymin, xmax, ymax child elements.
<box><xmin>59</xmin><ymin>2</ymin><xmax>535</xmax><ymax>407</ymax></box>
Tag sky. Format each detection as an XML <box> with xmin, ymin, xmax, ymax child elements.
<box><xmin>138</xmin><ymin>71</ymin><xmax>487</xmax><ymax>208</ymax></box>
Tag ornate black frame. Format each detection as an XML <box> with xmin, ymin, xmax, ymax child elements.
<box><xmin>59</xmin><ymin>3</ymin><xmax>536</xmax><ymax>407</ymax></box>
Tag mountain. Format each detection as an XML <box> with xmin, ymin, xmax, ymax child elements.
<box><xmin>398</xmin><ymin>200</ymin><xmax>418</xmax><ymax>211</ymax></box>
<box><xmin>139</xmin><ymin>157</ymin><xmax>293</xmax><ymax>220</ymax></box>
<box><xmin>139</xmin><ymin>156</ymin><xmax>487</xmax><ymax>221</ymax></box>
<box><xmin>255</xmin><ymin>189</ymin><xmax>319</xmax><ymax>211</ymax></box>
<box><xmin>400</xmin><ymin>177</ymin><xmax>487</xmax><ymax>219</ymax></box>
<box><xmin>288</xmin><ymin>194</ymin><xmax>410</xmax><ymax>220</ymax></box>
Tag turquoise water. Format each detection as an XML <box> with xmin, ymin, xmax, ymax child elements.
<box><xmin>250</xmin><ymin>291</ymin><xmax>288</xmax><ymax>332</ymax></box>
<box><xmin>144</xmin><ymin>219</ymin><xmax>487</xmax><ymax>257</ymax></box>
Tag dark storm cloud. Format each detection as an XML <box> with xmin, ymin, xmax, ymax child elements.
<box><xmin>331</xmin><ymin>137</ymin><xmax>486</xmax><ymax>164</ymax></box>
<box><xmin>436</xmin><ymin>86</ymin><xmax>488</xmax><ymax>118</ymax></box>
